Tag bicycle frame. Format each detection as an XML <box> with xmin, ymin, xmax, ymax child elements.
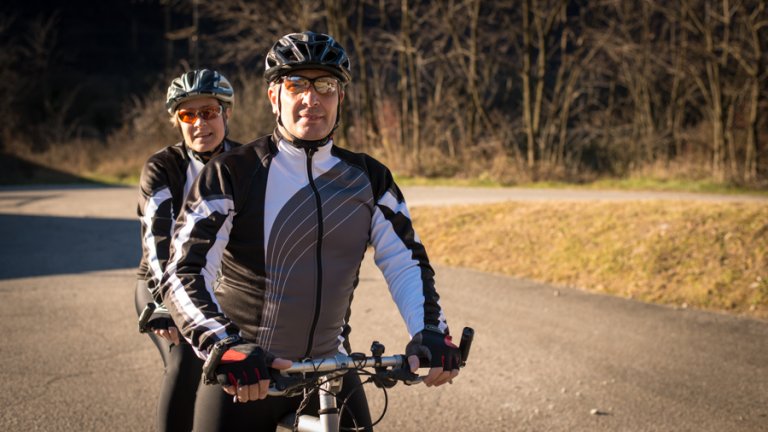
<box><xmin>276</xmin><ymin>375</ymin><xmax>344</xmax><ymax>432</ymax></box>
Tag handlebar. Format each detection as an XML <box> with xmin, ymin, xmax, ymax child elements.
<box><xmin>267</xmin><ymin>353</ymin><xmax>412</xmax><ymax>396</ymax></box>
<box><xmin>276</xmin><ymin>353</ymin><xmax>406</xmax><ymax>374</ymax></box>
<box><xmin>203</xmin><ymin>326</ymin><xmax>475</xmax><ymax>396</ymax></box>
<box><xmin>268</xmin><ymin>326</ymin><xmax>475</xmax><ymax>396</ymax></box>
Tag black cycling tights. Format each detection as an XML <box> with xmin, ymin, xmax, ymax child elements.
<box><xmin>193</xmin><ymin>369</ymin><xmax>373</xmax><ymax>432</ymax></box>
<box><xmin>135</xmin><ymin>280</ymin><xmax>204</xmax><ymax>432</ymax></box>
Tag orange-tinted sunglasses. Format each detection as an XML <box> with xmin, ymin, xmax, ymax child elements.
<box><xmin>177</xmin><ymin>105</ymin><xmax>223</xmax><ymax>124</ymax></box>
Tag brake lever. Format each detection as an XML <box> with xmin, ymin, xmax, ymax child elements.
<box><xmin>388</xmin><ymin>366</ymin><xmax>422</xmax><ymax>385</ymax></box>
<box><xmin>137</xmin><ymin>303</ymin><xmax>156</xmax><ymax>333</ymax></box>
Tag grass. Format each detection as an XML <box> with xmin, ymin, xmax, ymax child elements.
<box><xmin>412</xmin><ymin>200</ymin><xmax>768</xmax><ymax>320</ymax></box>
<box><xmin>563</xmin><ymin>177</ymin><xmax>768</xmax><ymax>196</ymax></box>
<box><xmin>394</xmin><ymin>175</ymin><xmax>506</xmax><ymax>188</ymax></box>
<box><xmin>396</xmin><ymin>175</ymin><xmax>768</xmax><ymax>196</ymax></box>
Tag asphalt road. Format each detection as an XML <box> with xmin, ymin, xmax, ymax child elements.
<box><xmin>0</xmin><ymin>185</ymin><xmax>766</xmax><ymax>431</ymax></box>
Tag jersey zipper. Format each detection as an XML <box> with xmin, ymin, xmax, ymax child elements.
<box><xmin>303</xmin><ymin>147</ymin><xmax>324</xmax><ymax>359</ymax></box>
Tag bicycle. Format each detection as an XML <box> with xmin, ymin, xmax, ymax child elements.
<box><xmin>203</xmin><ymin>327</ymin><xmax>475</xmax><ymax>432</ymax></box>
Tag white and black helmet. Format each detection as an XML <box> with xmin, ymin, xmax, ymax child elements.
<box><xmin>166</xmin><ymin>69</ymin><xmax>235</xmax><ymax>114</ymax></box>
<box><xmin>264</xmin><ymin>32</ymin><xmax>351</xmax><ymax>84</ymax></box>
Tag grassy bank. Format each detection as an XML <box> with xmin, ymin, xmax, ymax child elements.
<box><xmin>395</xmin><ymin>175</ymin><xmax>768</xmax><ymax>196</ymax></box>
<box><xmin>412</xmin><ymin>201</ymin><xmax>768</xmax><ymax>320</ymax></box>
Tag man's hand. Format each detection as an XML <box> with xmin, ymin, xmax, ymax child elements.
<box><xmin>406</xmin><ymin>329</ymin><xmax>461</xmax><ymax>387</ymax></box>
<box><xmin>215</xmin><ymin>343</ymin><xmax>292</xmax><ymax>402</ymax></box>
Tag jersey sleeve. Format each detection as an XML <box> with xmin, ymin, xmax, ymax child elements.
<box><xmin>368</xmin><ymin>172</ymin><xmax>448</xmax><ymax>337</ymax></box>
<box><xmin>137</xmin><ymin>158</ymin><xmax>175</xmax><ymax>303</ymax></box>
<box><xmin>160</xmin><ymin>161</ymin><xmax>239</xmax><ymax>356</ymax></box>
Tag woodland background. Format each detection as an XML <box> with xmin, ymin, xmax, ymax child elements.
<box><xmin>1</xmin><ymin>0</ymin><xmax>767</xmax><ymax>186</ymax></box>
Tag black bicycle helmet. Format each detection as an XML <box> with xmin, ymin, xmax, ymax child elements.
<box><xmin>166</xmin><ymin>69</ymin><xmax>235</xmax><ymax>114</ymax></box>
<box><xmin>264</xmin><ymin>32</ymin><xmax>351</xmax><ymax>84</ymax></box>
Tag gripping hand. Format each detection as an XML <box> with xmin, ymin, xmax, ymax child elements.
<box><xmin>137</xmin><ymin>303</ymin><xmax>174</xmax><ymax>333</ymax></box>
<box><xmin>214</xmin><ymin>343</ymin><xmax>275</xmax><ymax>389</ymax></box>
<box><xmin>406</xmin><ymin>329</ymin><xmax>462</xmax><ymax>371</ymax></box>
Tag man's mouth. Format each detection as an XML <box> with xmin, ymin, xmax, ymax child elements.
<box><xmin>300</xmin><ymin>111</ymin><xmax>323</xmax><ymax>121</ymax></box>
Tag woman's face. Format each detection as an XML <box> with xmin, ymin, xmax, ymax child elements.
<box><xmin>176</xmin><ymin>97</ymin><xmax>229</xmax><ymax>153</ymax></box>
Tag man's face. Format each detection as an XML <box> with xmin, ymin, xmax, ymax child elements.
<box><xmin>268</xmin><ymin>69</ymin><xmax>344</xmax><ymax>141</ymax></box>
<box><xmin>176</xmin><ymin>97</ymin><xmax>229</xmax><ymax>153</ymax></box>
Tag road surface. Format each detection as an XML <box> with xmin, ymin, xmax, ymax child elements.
<box><xmin>0</xmin><ymin>185</ymin><xmax>766</xmax><ymax>431</ymax></box>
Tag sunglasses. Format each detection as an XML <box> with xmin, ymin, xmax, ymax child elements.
<box><xmin>177</xmin><ymin>105</ymin><xmax>223</xmax><ymax>124</ymax></box>
<box><xmin>281</xmin><ymin>75</ymin><xmax>340</xmax><ymax>95</ymax></box>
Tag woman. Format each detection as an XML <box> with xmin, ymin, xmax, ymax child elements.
<box><xmin>135</xmin><ymin>69</ymin><xmax>240</xmax><ymax>432</ymax></box>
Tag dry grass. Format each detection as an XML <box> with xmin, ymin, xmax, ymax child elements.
<box><xmin>412</xmin><ymin>201</ymin><xmax>768</xmax><ymax>320</ymax></box>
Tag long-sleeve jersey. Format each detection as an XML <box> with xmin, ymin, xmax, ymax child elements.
<box><xmin>137</xmin><ymin>140</ymin><xmax>239</xmax><ymax>302</ymax></box>
<box><xmin>161</xmin><ymin>134</ymin><xmax>448</xmax><ymax>360</ymax></box>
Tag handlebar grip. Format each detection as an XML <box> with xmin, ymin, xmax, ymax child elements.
<box><xmin>202</xmin><ymin>343</ymin><xmax>226</xmax><ymax>385</ymax></box>
<box><xmin>137</xmin><ymin>303</ymin><xmax>156</xmax><ymax>333</ymax></box>
<box><xmin>201</xmin><ymin>334</ymin><xmax>245</xmax><ymax>385</ymax></box>
<box><xmin>458</xmin><ymin>327</ymin><xmax>474</xmax><ymax>367</ymax></box>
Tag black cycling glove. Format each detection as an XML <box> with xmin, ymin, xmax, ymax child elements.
<box><xmin>406</xmin><ymin>328</ymin><xmax>462</xmax><ymax>371</ymax></box>
<box><xmin>137</xmin><ymin>303</ymin><xmax>175</xmax><ymax>333</ymax></box>
<box><xmin>214</xmin><ymin>343</ymin><xmax>276</xmax><ymax>388</ymax></box>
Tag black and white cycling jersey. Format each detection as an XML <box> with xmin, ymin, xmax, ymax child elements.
<box><xmin>137</xmin><ymin>140</ymin><xmax>239</xmax><ymax>302</ymax></box>
<box><xmin>161</xmin><ymin>133</ymin><xmax>448</xmax><ymax>361</ymax></box>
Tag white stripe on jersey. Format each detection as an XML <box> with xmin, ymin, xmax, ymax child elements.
<box><xmin>141</xmin><ymin>187</ymin><xmax>173</xmax><ymax>285</ymax></box>
<box><xmin>370</xmin><ymin>204</ymin><xmax>427</xmax><ymax>337</ymax></box>
<box><xmin>374</xmin><ymin>191</ymin><xmax>448</xmax><ymax>334</ymax></box>
<box><xmin>165</xmin><ymin>197</ymin><xmax>234</xmax><ymax>354</ymax></box>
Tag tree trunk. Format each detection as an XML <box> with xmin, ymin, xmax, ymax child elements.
<box><xmin>521</xmin><ymin>0</ymin><xmax>536</xmax><ymax>171</ymax></box>
<box><xmin>401</xmin><ymin>0</ymin><xmax>420</xmax><ymax>170</ymax></box>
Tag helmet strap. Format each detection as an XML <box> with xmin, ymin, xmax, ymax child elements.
<box><xmin>221</xmin><ymin>103</ymin><xmax>230</xmax><ymax>137</ymax></box>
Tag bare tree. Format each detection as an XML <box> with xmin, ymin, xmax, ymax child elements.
<box><xmin>681</xmin><ymin>0</ymin><xmax>733</xmax><ymax>180</ymax></box>
<box><xmin>186</xmin><ymin>0</ymin><xmax>768</xmax><ymax>185</ymax></box>
<box><xmin>0</xmin><ymin>13</ymin><xmax>21</xmax><ymax>151</ymax></box>
<box><xmin>730</xmin><ymin>1</ymin><xmax>767</xmax><ymax>182</ymax></box>
<box><xmin>201</xmin><ymin>0</ymin><xmax>326</xmax><ymax>66</ymax></box>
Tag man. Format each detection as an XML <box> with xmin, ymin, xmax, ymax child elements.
<box><xmin>161</xmin><ymin>31</ymin><xmax>460</xmax><ymax>431</ymax></box>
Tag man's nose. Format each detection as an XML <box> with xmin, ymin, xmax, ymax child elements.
<box><xmin>301</xmin><ymin>87</ymin><xmax>320</xmax><ymax>105</ymax></box>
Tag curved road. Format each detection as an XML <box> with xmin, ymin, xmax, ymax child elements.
<box><xmin>0</xmin><ymin>185</ymin><xmax>766</xmax><ymax>431</ymax></box>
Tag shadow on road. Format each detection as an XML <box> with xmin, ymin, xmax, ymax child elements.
<box><xmin>0</xmin><ymin>213</ymin><xmax>140</xmax><ymax>279</ymax></box>
<box><xmin>0</xmin><ymin>153</ymin><xmax>105</xmax><ymax>186</ymax></box>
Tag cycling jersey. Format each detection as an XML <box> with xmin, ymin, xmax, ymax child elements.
<box><xmin>161</xmin><ymin>133</ymin><xmax>448</xmax><ymax>360</ymax></box>
<box><xmin>137</xmin><ymin>140</ymin><xmax>239</xmax><ymax>302</ymax></box>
